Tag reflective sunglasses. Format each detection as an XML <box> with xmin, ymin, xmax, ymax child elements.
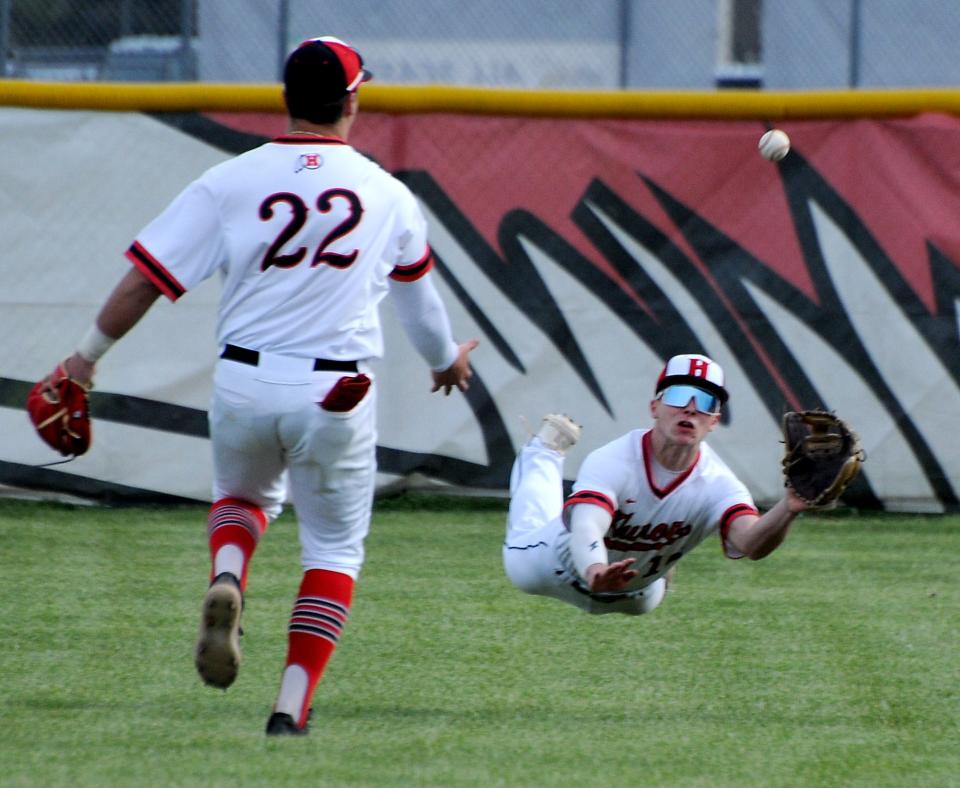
<box><xmin>658</xmin><ymin>384</ymin><xmax>720</xmax><ymax>414</ymax></box>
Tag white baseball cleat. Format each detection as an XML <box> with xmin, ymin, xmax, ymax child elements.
<box><xmin>536</xmin><ymin>413</ymin><xmax>582</xmax><ymax>454</ymax></box>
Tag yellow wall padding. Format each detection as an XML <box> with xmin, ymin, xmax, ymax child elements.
<box><xmin>3</xmin><ymin>79</ymin><xmax>960</xmax><ymax>118</ymax></box>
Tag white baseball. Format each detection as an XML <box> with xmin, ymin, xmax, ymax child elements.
<box><xmin>758</xmin><ymin>129</ymin><xmax>791</xmax><ymax>161</ymax></box>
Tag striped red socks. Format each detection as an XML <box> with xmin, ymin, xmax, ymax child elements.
<box><xmin>274</xmin><ymin>569</ymin><xmax>354</xmax><ymax>728</ymax></box>
<box><xmin>207</xmin><ymin>497</ymin><xmax>267</xmax><ymax>591</ymax></box>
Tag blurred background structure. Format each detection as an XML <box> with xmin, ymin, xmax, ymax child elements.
<box><xmin>2</xmin><ymin>1</ymin><xmax>959</xmax><ymax>511</ymax></box>
<box><xmin>2</xmin><ymin>0</ymin><xmax>960</xmax><ymax>89</ymax></box>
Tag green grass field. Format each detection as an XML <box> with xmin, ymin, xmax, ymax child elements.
<box><xmin>0</xmin><ymin>496</ymin><xmax>957</xmax><ymax>787</ymax></box>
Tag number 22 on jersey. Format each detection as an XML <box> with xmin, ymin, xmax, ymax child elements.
<box><xmin>259</xmin><ymin>188</ymin><xmax>363</xmax><ymax>272</ymax></box>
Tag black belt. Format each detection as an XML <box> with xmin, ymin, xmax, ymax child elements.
<box><xmin>221</xmin><ymin>344</ymin><xmax>358</xmax><ymax>373</ymax></box>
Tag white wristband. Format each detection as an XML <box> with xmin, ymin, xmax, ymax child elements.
<box><xmin>76</xmin><ymin>325</ymin><xmax>116</xmax><ymax>363</ymax></box>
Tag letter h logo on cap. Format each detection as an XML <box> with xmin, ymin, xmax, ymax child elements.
<box><xmin>655</xmin><ymin>353</ymin><xmax>728</xmax><ymax>403</ymax></box>
<box><xmin>688</xmin><ymin>357</ymin><xmax>710</xmax><ymax>379</ymax></box>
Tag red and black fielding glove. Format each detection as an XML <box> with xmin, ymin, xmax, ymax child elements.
<box><xmin>26</xmin><ymin>363</ymin><xmax>92</xmax><ymax>456</ymax></box>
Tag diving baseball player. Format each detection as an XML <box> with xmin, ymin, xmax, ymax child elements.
<box><xmin>503</xmin><ymin>354</ymin><xmax>808</xmax><ymax>615</ymax></box>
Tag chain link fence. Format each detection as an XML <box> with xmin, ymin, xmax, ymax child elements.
<box><xmin>1</xmin><ymin>0</ymin><xmax>196</xmax><ymax>80</ymax></box>
<box><xmin>2</xmin><ymin>3</ymin><xmax>959</xmax><ymax>510</ymax></box>
<box><xmin>3</xmin><ymin>0</ymin><xmax>960</xmax><ymax>89</ymax></box>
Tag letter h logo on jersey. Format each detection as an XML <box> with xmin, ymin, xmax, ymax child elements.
<box><xmin>295</xmin><ymin>153</ymin><xmax>324</xmax><ymax>173</ymax></box>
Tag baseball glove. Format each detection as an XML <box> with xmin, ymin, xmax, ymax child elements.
<box><xmin>782</xmin><ymin>410</ymin><xmax>864</xmax><ymax>508</ymax></box>
<box><xmin>26</xmin><ymin>363</ymin><xmax>92</xmax><ymax>456</ymax></box>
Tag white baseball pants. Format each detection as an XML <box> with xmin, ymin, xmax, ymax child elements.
<box><xmin>503</xmin><ymin>440</ymin><xmax>666</xmax><ymax>615</ymax></box>
<box><xmin>209</xmin><ymin>351</ymin><xmax>377</xmax><ymax>579</ymax></box>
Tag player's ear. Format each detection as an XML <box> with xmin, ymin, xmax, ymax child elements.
<box><xmin>650</xmin><ymin>398</ymin><xmax>659</xmax><ymax>419</ymax></box>
<box><xmin>345</xmin><ymin>92</ymin><xmax>359</xmax><ymax>117</ymax></box>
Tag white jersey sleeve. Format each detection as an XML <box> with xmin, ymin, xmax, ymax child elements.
<box><xmin>125</xmin><ymin>178</ymin><xmax>225</xmax><ymax>301</ymax></box>
<box><xmin>389</xmin><ymin>273</ymin><xmax>459</xmax><ymax>371</ymax></box>
<box><xmin>387</xmin><ymin>186</ymin><xmax>432</xmax><ymax>281</ymax></box>
<box><xmin>568</xmin><ymin>502</ymin><xmax>614</xmax><ymax>577</ymax></box>
<box><xmin>383</xmin><ymin>185</ymin><xmax>457</xmax><ymax>369</ymax></box>
<box><xmin>562</xmin><ymin>433</ymin><xmax>635</xmax><ymax>521</ymax></box>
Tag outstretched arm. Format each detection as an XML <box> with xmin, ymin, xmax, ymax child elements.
<box><xmin>389</xmin><ymin>274</ymin><xmax>478</xmax><ymax>395</ymax></box>
<box><xmin>725</xmin><ymin>490</ymin><xmax>809</xmax><ymax>560</ymax></box>
<box><xmin>62</xmin><ymin>266</ymin><xmax>162</xmax><ymax>384</ymax></box>
<box><xmin>568</xmin><ymin>502</ymin><xmax>639</xmax><ymax>593</ymax></box>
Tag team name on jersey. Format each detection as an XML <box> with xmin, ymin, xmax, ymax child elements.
<box><xmin>605</xmin><ymin>511</ymin><xmax>693</xmax><ymax>552</ymax></box>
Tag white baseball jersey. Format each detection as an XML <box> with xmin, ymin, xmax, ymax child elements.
<box><xmin>560</xmin><ymin>428</ymin><xmax>758</xmax><ymax>591</ymax></box>
<box><xmin>126</xmin><ymin>135</ymin><xmax>433</xmax><ymax>361</ymax></box>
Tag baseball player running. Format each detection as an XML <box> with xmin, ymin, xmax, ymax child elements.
<box><xmin>50</xmin><ymin>36</ymin><xmax>478</xmax><ymax>735</ymax></box>
<box><xmin>503</xmin><ymin>354</ymin><xmax>807</xmax><ymax>615</ymax></box>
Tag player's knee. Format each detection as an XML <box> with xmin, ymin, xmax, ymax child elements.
<box><xmin>211</xmin><ymin>495</ymin><xmax>280</xmax><ymax>524</ymax></box>
<box><xmin>502</xmin><ymin>550</ymin><xmax>544</xmax><ymax>595</ymax></box>
<box><xmin>634</xmin><ymin>578</ymin><xmax>667</xmax><ymax>614</ymax></box>
<box><xmin>211</xmin><ymin>496</ymin><xmax>266</xmax><ymax>517</ymax></box>
<box><xmin>209</xmin><ymin>496</ymin><xmax>270</xmax><ymax>537</ymax></box>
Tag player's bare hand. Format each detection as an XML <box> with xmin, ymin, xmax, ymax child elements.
<box><xmin>62</xmin><ymin>353</ymin><xmax>95</xmax><ymax>387</ymax></box>
<box><xmin>41</xmin><ymin>354</ymin><xmax>94</xmax><ymax>392</ymax></box>
<box><xmin>785</xmin><ymin>488</ymin><xmax>810</xmax><ymax>515</ymax></box>
<box><xmin>431</xmin><ymin>339</ymin><xmax>479</xmax><ymax>396</ymax></box>
<box><xmin>585</xmin><ymin>558</ymin><xmax>638</xmax><ymax>593</ymax></box>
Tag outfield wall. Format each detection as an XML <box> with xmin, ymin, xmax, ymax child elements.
<box><xmin>1</xmin><ymin>83</ymin><xmax>958</xmax><ymax>512</ymax></box>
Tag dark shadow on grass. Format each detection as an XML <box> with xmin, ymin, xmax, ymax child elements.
<box><xmin>13</xmin><ymin>694</ymin><xmax>118</xmax><ymax>711</ymax></box>
<box><xmin>374</xmin><ymin>492</ymin><xmax>508</xmax><ymax>513</ymax></box>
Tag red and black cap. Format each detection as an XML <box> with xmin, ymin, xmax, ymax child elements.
<box><xmin>283</xmin><ymin>36</ymin><xmax>372</xmax><ymax>106</ymax></box>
